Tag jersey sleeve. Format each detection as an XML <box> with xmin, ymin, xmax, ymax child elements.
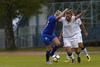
<box><xmin>71</xmin><ymin>16</ymin><xmax>76</xmax><ymax>22</ymax></box>
<box><xmin>77</xmin><ymin>18</ymin><xmax>82</xmax><ymax>25</ymax></box>
<box><xmin>58</xmin><ymin>17</ymin><xmax>64</xmax><ymax>22</ymax></box>
<box><xmin>50</xmin><ymin>16</ymin><xmax>56</xmax><ymax>23</ymax></box>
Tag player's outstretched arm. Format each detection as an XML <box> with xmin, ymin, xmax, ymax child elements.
<box><xmin>58</xmin><ymin>29</ymin><xmax>63</xmax><ymax>41</ymax></box>
<box><xmin>55</xmin><ymin>9</ymin><xmax>68</xmax><ymax>20</ymax></box>
<box><xmin>75</xmin><ymin>11</ymin><xmax>86</xmax><ymax>20</ymax></box>
<box><xmin>81</xmin><ymin>23</ymin><xmax>88</xmax><ymax>37</ymax></box>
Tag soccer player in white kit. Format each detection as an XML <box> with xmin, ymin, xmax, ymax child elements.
<box><xmin>58</xmin><ymin>10</ymin><xmax>86</xmax><ymax>64</ymax></box>
<box><xmin>63</xmin><ymin>10</ymin><xmax>91</xmax><ymax>62</ymax></box>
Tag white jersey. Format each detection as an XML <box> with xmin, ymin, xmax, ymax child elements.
<box><xmin>73</xmin><ymin>18</ymin><xmax>82</xmax><ymax>34</ymax></box>
<box><xmin>59</xmin><ymin>16</ymin><xmax>76</xmax><ymax>38</ymax></box>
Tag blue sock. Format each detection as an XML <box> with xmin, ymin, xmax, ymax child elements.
<box><xmin>50</xmin><ymin>45</ymin><xmax>59</xmax><ymax>56</ymax></box>
<box><xmin>46</xmin><ymin>50</ymin><xmax>50</xmax><ymax>62</ymax></box>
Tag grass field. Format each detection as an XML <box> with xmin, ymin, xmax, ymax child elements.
<box><xmin>0</xmin><ymin>53</ymin><xmax>100</xmax><ymax>67</ymax></box>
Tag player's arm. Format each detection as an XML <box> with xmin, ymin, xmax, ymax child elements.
<box><xmin>58</xmin><ymin>29</ymin><xmax>63</xmax><ymax>41</ymax></box>
<box><xmin>81</xmin><ymin>23</ymin><xmax>88</xmax><ymax>37</ymax></box>
<box><xmin>55</xmin><ymin>8</ymin><xmax>68</xmax><ymax>20</ymax></box>
<box><xmin>75</xmin><ymin>11</ymin><xmax>86</xmax><ymax>20</ymax></box>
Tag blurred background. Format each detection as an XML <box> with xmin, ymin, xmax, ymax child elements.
<box><xmin>0</xmin><ymin>0</ymin><xmax>100</xmax><ymax>49</ymax></box>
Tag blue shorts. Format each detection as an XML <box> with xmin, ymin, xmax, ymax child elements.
<box><xmin>41</xmin><ymin>32</ymin><xmax>56</xmax><ymax>46</ymax></box>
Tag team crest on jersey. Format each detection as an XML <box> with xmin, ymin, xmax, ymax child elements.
<box><xmin>45</xmin><ymin>37</ymin><xmax>48</xmax><ymax>40</ymax></box>
<box><xmin>47</xmin><ymin>21</ymin><xmax>49</xmax><ymax>23</ymax></box>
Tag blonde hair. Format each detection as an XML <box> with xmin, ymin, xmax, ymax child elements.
<box><xmin>54</xmin><ymin>10</ymin><xmax>61</xmax><ymax>16</ymax></box>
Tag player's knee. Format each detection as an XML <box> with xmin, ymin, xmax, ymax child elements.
<box><xmin>47</xmin><ymin>46</ymin><xmax>52</xmax><ymax>51</ymax></box>
<box><xmin>67</xmin><ymin>51</ymin><xmax>72</xmax><ymax>55</ymax></box>
<box><xmin>79</xmin><ymin>43</ymin><xmax>83</xmax><ymax>48</ymax></box>
<box><xmin>56</xmin><ymin>42</ymin><xmax>60</xmax><ymax>47</ymax></box>
<box><xmin>79</xmin><ymin>45</ymin><xmax>83</xmax><ymax>48</ymax></box>
<box><xmin>68</xmin><ymin>52</ymin><xmax>72</xmax><ymax>56</ymax></box>
<box><xmin>81</xmin><ymin>46</ymin><xmax>85</xmax><ymax>50</ymax></box>
<box><xmin>76</xmin><ymin>51</ymin><xmax>80</xmax><ymax>54</ymax></box>
<box><xmin>47</xmin><ymin>48</ymin><xmax>52</xmax><ymax>51</ymax></box>
<box><xmin>74</xmin><ymin>48</ymin><xmax>79</xmax><ymax>53</ymax></box>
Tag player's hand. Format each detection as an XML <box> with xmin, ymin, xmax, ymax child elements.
<box><xmin>82</xmin><ymin>11</ymin><xmax>86</xmax><ymax>14</ymax></box>
<box><xmin>45</xmin><ymin>21</ymin><xmax>47</xmax><ymax>24</ymax></box>
<box><xmin>85</xmin><ymin>32</ymin><xmax>88</xmax><ymax>37</ymax></box>
<box><xmin>65</xmin><ymin>8</ymin><xmax>68</xmax><ymax>12</ymax></box>
<box><xmin>58</xmin><ymin>37</ymin><xmax>61</xmax><ymax>41</ymax></box>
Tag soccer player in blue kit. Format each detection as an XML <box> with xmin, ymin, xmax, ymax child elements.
<box><xmin>41</xmin><ymin>8</ymin><xmax>68</xmax><ymax>64</ymax></box>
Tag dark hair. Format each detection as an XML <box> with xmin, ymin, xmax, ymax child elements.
<box><xmin>65</xmin><ymin>11</ymin><xmax>72</xmax><ymax>16</ymax></box>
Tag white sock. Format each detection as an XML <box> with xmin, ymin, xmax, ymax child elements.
<box><xmin>67</xmin><ymin>54</ymin><xmax>70</xmax><ymax>60</ymax></box>
<box><xmin>69</xmin><ymin>54</ymin><xmax>74</xmax><ymax>59</ymax></box>
<box><xmin>76</xmin><ymin>52</ymin><xmax>80</xmax><ymax>57</ymax></box>
<box><xmin>82</xmin><ymin>48</ymin><xmax>88</xmax><ymax>57</ymax></box>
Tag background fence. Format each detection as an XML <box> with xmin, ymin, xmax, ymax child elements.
<box><xmin>0</xmin><ymin>24</ymin><xmax>100</xmax><ymax>49</ymax></box>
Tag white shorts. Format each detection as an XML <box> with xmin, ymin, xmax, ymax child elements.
<box><xmin>63</xmin><ymin>35</ymin><xmax>78</xmax><ymax>48</ymax></box>
<box><xmin>76</xmin><ymin>32</ymin><xmax>83</xmax><ymax>43</ymax></box>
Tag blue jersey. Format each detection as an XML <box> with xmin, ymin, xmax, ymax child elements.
<box><xmin>43</xmin><ymin>15</ymin><xmax>57</xmax><ymax>35</ymax></box>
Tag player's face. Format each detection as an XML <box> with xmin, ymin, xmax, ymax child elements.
<box><xmin>65</xmin><ymin>14</ymin><xmax>71</xmax><ymax>22</ymax></box>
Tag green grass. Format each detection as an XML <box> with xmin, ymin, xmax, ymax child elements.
<box><xmin>0</xmin><ymin>47</ymin><xmax>100</xmax><ymax>52</ymax></box>
<box><xmin>0</xmin><ymin>53</ymin><xmax>100</xmax><ymax>67</ymax></box>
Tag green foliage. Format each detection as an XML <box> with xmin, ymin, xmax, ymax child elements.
<box><xmin>0</xmin><ymin>18</ymin><xmax>5</xmax><ymax>28</ymax></box>
<box><xmin>0</xmin><ymin>0</ymin><xmax>47</xmax><ymax>49</ymax></box>
<box><xmin>0</xmin><ymin>0</ymin><xmax>47</xmax><ymax>18</ymax></box>
<box><xmin>48</xmin><ymin>0</ymin><xmax>90</xmax><ymax>2</ymax></box>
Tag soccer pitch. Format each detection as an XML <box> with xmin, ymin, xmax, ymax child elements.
<box><xmin>0</xmin><ymin>54</ymin><xmax>100</xmax><ymax>67</ymax></box>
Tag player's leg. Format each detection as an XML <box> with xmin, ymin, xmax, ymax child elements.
<box><xmin>64</xmin><ymin>39</ymin><xmax>75</xmax><ymax>64</ymax></box>
<box><xmin>77</xmin><ymin>32</ymin><xmax>91</xmax><ymax>61</ymax></box>
<box><xmin>74</xmin><ymin>48</ymin><xmax>81</xmax><ymax>63</ymax></box>
<box><xmin>41</xmin><ymin>33</ymin><xmax>52</xmax><ymax>64</ymax></box>
<box><xmin>43</xmin><ymin>40</ymin><xmax>52</xmax><ymax>64</ymax></box>
<box><xmin>65</xmin><ymin>53</ymin><xmax>70</xmax><ymax>62</ymax></box>
<box><xmin>50</xmin><ymin>34</ymin><xmax>60</xmax><ymax>56</ymax></box>
<box><xmin>50</xmin><ymin>37</ymin><xmax>60</xmax><ymax>56</ymax></box>
<box><xmin>65</xmin><ymin>46</ymin><xmax>75</xmax><ymax>64</ymax></box>
<box><xmin>67</xmin><ymin>54</ymin><xmax>70</xmax><ymax>60</ymax></box>
<box><xmin>45</xmin><ymin>44</ymin><xmax>52</xmax><ymax>64</ymax></box>
<box><xmin>63</xmin><ymin>44</ymin><xmax>70</xmax><ymax>62</ymax></box>
<box><xmin>71</xmin><ymin>39</ymin><xmax>81</xmax><ymax>63</ymax></box>
<box><xmin>78</xmin><ymin>43</ymin><xmax>91</xmax><ymax>62</ymax></box>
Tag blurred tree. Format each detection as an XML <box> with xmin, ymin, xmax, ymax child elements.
<box><xmin>0</xmin><ymin>0</ymin><xmax>47</xmax><ymax>50</ymax></box>
<box><xmin>48</xmin><ymin>0</ymin><xmax>90</xmax><ymax>2</ymax></box>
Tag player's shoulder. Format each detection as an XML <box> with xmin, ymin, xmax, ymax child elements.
<box><xmin>77</xmin><ymin>18</ymin><xmax>81</xmax><ymax>21</ymax></box>
<box><xmin>71</xmin><ymin>16</ymin><xmax>76</xmax><ymax>20</ymax></box>
<box><xmin>49</xmin><ymin>15</ymin><xmax>55</xmax><ymax>18</ymax></box>
<box><xmin>71</xmin><ymin>16</ymin><xmax>76</xmax><ymax>22</ymax></box>
<box><xmin>58</xmin><ymin>17</ymin><xmax>65</xmax><ymax>22</ymax></box>
<box><xmin>48</xmin><ymin>15</ymin><xmax>56</xmax><ymax>21</ymax></box>
<box><xmin>76</xmin><ymin>18</ymin><xmax>82</xmax><ymax>23</ymax></box>
<box><xmin>61</xmin><ymin>17</ymin><xmax>65</xmax><ymax>18</ymax></box>
<box><xmin>72</xmin><ymin>16</ymin><xmax>75</xmax><ymax>18</ymax></box>
<box><xmin>75</xmin><ymin>18</ymin><xmax>82</xmax><ymax>24</ymax></box>
<box><xmin>60</xmin><ymin>17</ymin><xmax>65</xmax><ymax>20</ymax></box>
